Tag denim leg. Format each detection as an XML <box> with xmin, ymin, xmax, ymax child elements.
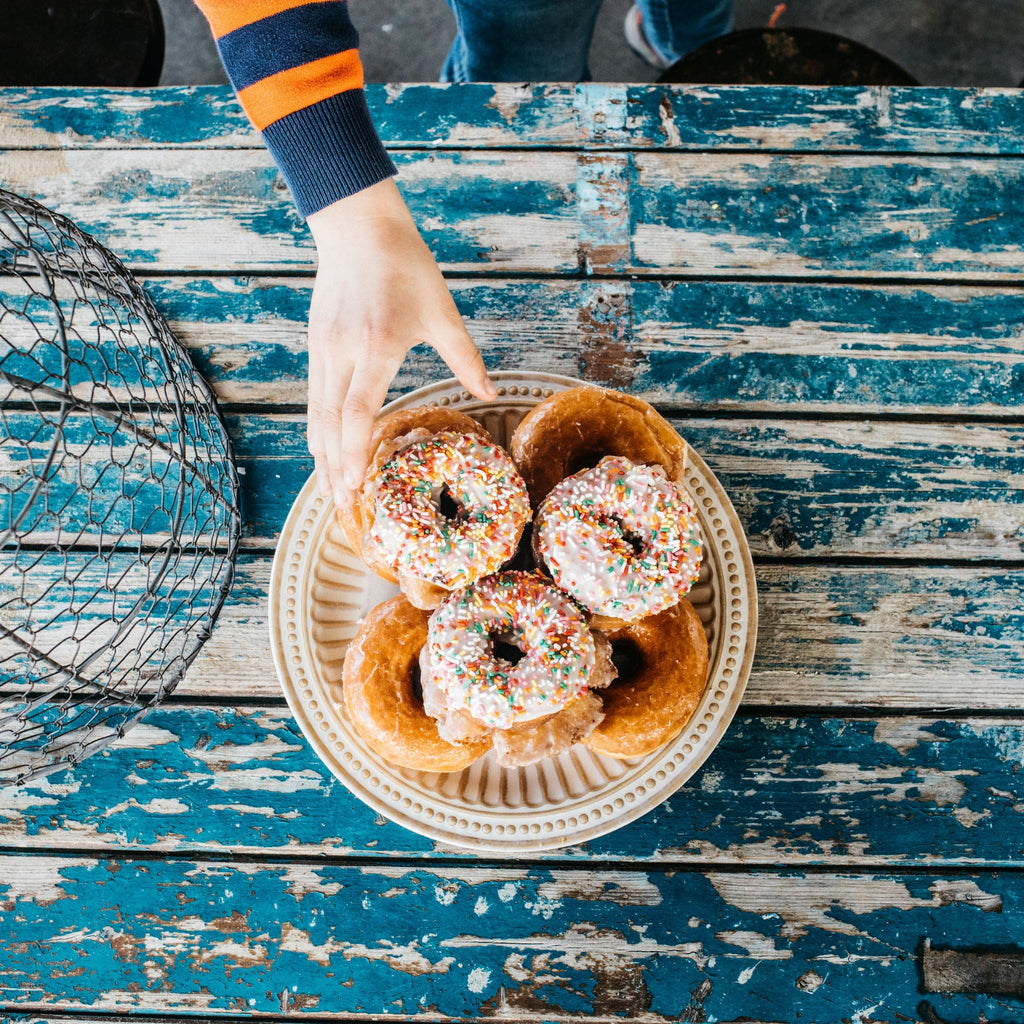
<box><xmin>440</xmin><ymin>0</ymin><xmax>606</xmax><ymax>83</ymax></box>
<box><xmin>636</xmin><ymin>0</ymin><xmax>735</xmax><ymax>64</ymax></box>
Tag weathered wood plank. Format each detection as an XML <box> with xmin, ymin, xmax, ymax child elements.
<box><xmin>0</xmin><ymin>854</ymin><xmax>1018</xmax><ymax>1021</ymax></box>
<box><xmin>0</xmin><ymin>405</ymin><xmax>235</xmax><ymax>550</ymax></box>
<box><xmin>5</xmin><ymin>148</ymin><xmax>1024</xmax><ymax>278</ymax></box>
<box><xmin>0</xmin><ymin>149</ymin><xmax>580</xmax><ymax>274</ymax></box>
<box><xmin>922</xmin><ymin>939</ymin><xmax>1024</xmax><ymax>997</ymax></box>
<box><xmin>753</xmin><ymin>566</ymin><xmax>1024</xmax><ymax>708</ymax></box>
<box><xmin>112</xmin><ymin>276</ymin><xmax>1024</xmax><ymax>414</ymax></box>
<box><xmin>231</xmin><ymin>413</ymin><xmax>1024</xmax><ymax>558</ymax></box>
<box><xmin>5</xmin><ymin>558</ymin><xmax>1022</xmax><ymax>708</ymax></box>
<box><xmin>0</xmin><ymin>546</ymin><xmax>236</xmax><ymax>699</ymax></box>
<box><xmin>5</xmin><ymin>412</ymin><xmax>1021</xmax><ymax>557</ymax></box>
<box><xmin>5</xmin><ymin>85</ymin><xmax>1024</xmax><ymax>155</ymax></box>
<box><xmin>687</xmin><ymin>417</ymin><xmax>1024</xmax><ymax>560</ymax></box>
<box><xmin>0</xmin><ymin>87</ymin><xmax>257</xmax><ymax>149</ymax></box>
<box><xmin>628</xmin><ymin>84</ymin><xmax>1024</xmax><ymax>155</ymax></box>
<box><xmin>632</xmin><ymin>152</ymin><xmax>1024</xmax><ymax>280</ymax></box>
<box><xmin>3</xmin><ymin>708</ymin><xmax>1024</xmax><ymax>865</ymax></box>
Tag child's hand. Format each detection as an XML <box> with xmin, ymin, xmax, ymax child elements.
<box><xmin>306</xmin><ymin>179</ymin><xmax>496</xmax><ymax>506</ymax></box>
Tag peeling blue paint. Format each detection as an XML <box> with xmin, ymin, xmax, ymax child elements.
<box><xmin>632</xmin><ymin>153</ymin><xmax>1024</xmax><ymax>277</ymax></box>
<box><xmin>4</xmin><ymin>706</ymin><xmax>1024</xmax><ymax>864</ymax></box>
<box><xmin>202</xmin><ymin>413</ymin><xmax>1024</xmax><ymax>554</ymax></box>
<box><xmin>9</xmin><ymin>85</ymin><xmax>1024</xmax><ymax>154</ymax></box>
<box><xmin>0</xmin><ymin>854</ymin><xmax>1021</xmax><ymax>1020</ymax></box>
<box><xmin>4</xmin><ymin>80</ymin><xmax>1024</xmax><ymax>1024</ymax></box>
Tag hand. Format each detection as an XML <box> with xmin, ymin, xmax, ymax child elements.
<box><xmin>306</xmin><ymin>178</ymin><xmax>496</xmax><ymax>506</ymax></box>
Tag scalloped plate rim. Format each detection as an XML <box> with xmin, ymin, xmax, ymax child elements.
<box><xmin>269</xmin><ymin>372</ymin><xmax>758</xmax><ymax>853</ymax></box>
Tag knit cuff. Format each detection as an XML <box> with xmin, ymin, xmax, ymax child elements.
<box><xmin>261</xmin><ymin>89</ymin><xmax>397</xmax><ymax>219</ymax></box>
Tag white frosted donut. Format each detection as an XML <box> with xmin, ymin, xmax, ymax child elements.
<box><xmin>367</xmin><ymin>431</ymin><xmax>530</xmax><ymax>590</ymax></box>
<box><xmin>425</xmin><ymin>571</ymin><xmax>596</xmax><ymax>729</ymax></box>
<box><xmin>534</xmin><ymin>456</ymin><xmax>702</xmax><ymax>622</ymax></box>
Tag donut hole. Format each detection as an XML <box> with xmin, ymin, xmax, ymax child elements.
<box><xmin>438</xmin><ymin>483</ymin><xmax>465</xmax><ymax>522</ymax></box>
<box><xmin>618</xmin><ymin>522</ymin><xmax>647</xmax><ymax>557</ymax></box>
<box><xmin>610</xmin><ymin>637</ymin><xmax>644</xmax><ymax>682</ymax></box>
<box><xmin>491</xmin><ymin>635</ymin><xmax>527</xmax><ymax>668</ymax></box>
<box><xmin>409</xmin><ymin>660</ymin><xmax>425</xmax><ymax>709</ymax></box>
<box><xmin>508</xmin><ymin>523</ymin><xmax>538</xmax><ymax>571</ymax></box>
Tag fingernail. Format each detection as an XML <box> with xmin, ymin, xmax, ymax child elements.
<box><xmin>333</xmin><ymin>485</ymin><xmax>348</xmax><ymax>508</ymax></box>
<box><xmin>343</xmin><ymin>467</ymin><xmax>360</xmax><ymax>491</ymax></box>
<box><xmin>482</xmin><ymin>378</ymin><xmax>498</xmax><ymax>399</ymax></box>
<box><xmin>317</xmin><ymin>474</ymin><xmax>331</xmax><ymax>497</ymax></box>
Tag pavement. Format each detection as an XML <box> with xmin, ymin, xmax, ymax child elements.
<box><xmin>160</xmin><ymin>0</ymin><xmax>1024</xmax><ymax>88</ymax></box>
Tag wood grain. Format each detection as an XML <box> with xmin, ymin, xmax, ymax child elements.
<box><xmin>0</xmin><ymin>853</ymin><xmax>1018</xmax><ymax>1021</ymax></box>
<box><xmin>7</xmin><ymin>275</ymin><xmax>1021</xmax><ymax>415</ymax></box>
<box><xmin>10</xmin><ymin>555</ymin><xmax>1021</xmax><ymax>711</ymax></box>
<box><xmin>4</xmin><ymin>410</ymin><xmax>1020</xmax><ymax>555</ymax></box>
<box><xmin>5</xmin><ymin>85</ymin><xmax>1024</xmax><ymax>154</ymax></box>
<box><xmin>5</xmin><ymin>148</ymin><xmax>1024</xmax><ymax>278</ymax></box>
<box><xmin>0</xmin><ymin>148</ymin><xmax>580</xmax><ymax>274</ymax></box>
<box><xmin>2</xmin><ymin>706</ymin><xmax>1024</xmax><ymax>866</ymax></box>
<box><xmin>632</xmin><ymin>152</ymin><xmax>1024</xmax><ymax>280</ymax></box>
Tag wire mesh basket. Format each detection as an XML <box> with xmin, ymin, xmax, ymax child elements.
<box><xmin>0</xmin><ymin>188</ymin><xmax>240</xmax><ymax>785</ymax></box>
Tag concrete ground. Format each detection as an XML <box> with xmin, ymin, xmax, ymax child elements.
<box><xmin>162</xmin><ymin>0</ymin><xmax>1024</xmax><ymax>88</ymax></box>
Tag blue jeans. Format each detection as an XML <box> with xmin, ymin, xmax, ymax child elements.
<box><xmin>440</xmin><ymin>0</ymin><xmax>734</xmax><ymax>82</ymax></box>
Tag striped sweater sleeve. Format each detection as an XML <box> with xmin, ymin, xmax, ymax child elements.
<box><xmin>194</xmin><ymin>0</ymin><xmax>396</xmax><ymax>218</ymax></box>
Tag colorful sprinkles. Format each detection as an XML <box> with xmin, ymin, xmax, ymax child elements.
<box><xmin>535</xmin><ymin>456</ymin><xmax>703</xmax><ymax>620</ymax></box>
<box><xmin>425</xmin><ymin>571</ymin><xmax>595</xmax><ymax>729</ymax></box>
<box><xmin>367</xmin><ymin>431</ymin><xmax>530</xmax><ymax>589</ymax></box>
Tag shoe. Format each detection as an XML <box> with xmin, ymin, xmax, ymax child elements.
<box><xmin>623</xmin><ymin>5</ymin><xmax>671</xmax><ymax>70</ymax></box>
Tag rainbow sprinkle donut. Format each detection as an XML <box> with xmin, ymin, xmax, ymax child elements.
<box><xmin>426</xmin><ymin>571</ymin><xmax>596</xmax><ymax>729</ymax></box>
<box><xmin>535</xmin><ymin>456</ymin><xmax>702</xmax><ymax>621</ymax></box>
<box><xmin>367</xmin><ymin>432</ymin><xmax>530</xmax><ymax>590</ymax></box>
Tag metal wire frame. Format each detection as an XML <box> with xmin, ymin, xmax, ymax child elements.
<box><xmin>0</xmin><ymin>188</ymin><xmax>241</xmax><ymax>784</ymax></box>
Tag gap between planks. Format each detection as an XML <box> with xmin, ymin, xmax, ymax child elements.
<box><xmin>3</xmin><ymin>846</ymin><xmax>1024</xmax><ymax>875</ymax></box>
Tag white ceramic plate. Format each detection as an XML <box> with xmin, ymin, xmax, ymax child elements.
<box><xmin>269</xmin><ymin>372</ymin><xmax>757</xmax><ymax>853</ymax></box>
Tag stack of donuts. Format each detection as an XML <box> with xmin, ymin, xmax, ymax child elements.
<box><xmin>337</xmin><ymin>386</ymin><xmax>709</xmax><ymax>772</ymax></box>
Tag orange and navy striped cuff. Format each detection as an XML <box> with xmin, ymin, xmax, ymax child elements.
<box><xmin>195</xmin><ymin>0</ymin><xmax>396</xmax><ymax>216</ymax></box>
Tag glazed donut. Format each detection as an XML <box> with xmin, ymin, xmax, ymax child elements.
<box><xmin>510</xmin><ymin>386</ymin><xmax>689</xmax><ymax>506</ymax></box>
<box><xmin>337</xmin><ymin>406</ymin><xmax>530</xmax><ymax>609</ymax></box>
<box><xmin>342</xmin><ymin>596</ymin><xmax>492</xmax><ymax>772</ymax></box>
<box><xmin>337</xmin><ymin>406</ymin><xmax>489</xmax><ymax>577</ymax></box>
<box><xmin>585</xmin><ymin>598</ymin><xmax>709</xmax><ymax>760</ymax></box>
<box><xmin>534</xmin><ymin>456</ymin><xmax>702</xmax><ymax>629</ymax></box>
<box><xmin>491</xmin><ymin>689</ymin><xmax>606</xmax><ymax>768</ymax></box>
<box><xmin>424</xmin><ymin>571</ymin><xmax>601</xmax><ymax>731</ymax></box>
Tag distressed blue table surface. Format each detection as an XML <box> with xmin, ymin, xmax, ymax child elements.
<box><xmin>1</xmin><ymin>84</ymin><xmax>1024</xmax><ymax>1024</ymax></box>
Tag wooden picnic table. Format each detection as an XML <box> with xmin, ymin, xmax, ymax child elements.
<box><xmin>1</xmin><ymin>82</ymin><xmax>1024</xmax><ymax>1022</ymax></box>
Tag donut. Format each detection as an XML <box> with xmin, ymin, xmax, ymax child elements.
<box><xmin>491</xmin><ymin>689</ymin><xmax>605</xmax><ymax>768</ymax></box>
<box><xmin>585</xmin><ymin>598</ymin><xmax>709</xmax><ymax>760</ymax></box>
<box><xmin>342</xmin><ymin>596</ymin><xmax>492</xmax><ymax>772</ymax></box>
<box><xmin>510</xmin><ymin>386</ymin><xmax>689</xmax><ymax>506</ymax></box>
<box><xmin>337</xmin><ymin>406</ymin><xmax>489</xmax><ymax>578</ymax></box>
<box><xmin>338</xmin><ymin>406</ymin><xmax>530</xmax><ymax>609</ymax></box>
<box><xmin>424</xmin><ymin>570</ymin><xmax>602</xmax><ymax>731</ymax></box>
<box><xmin>534</xmin><ymin>456</ymin><xmax>702</xmax><ymax>629</ymax></box>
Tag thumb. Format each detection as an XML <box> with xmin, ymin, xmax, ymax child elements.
<box><xmin>433</xmin><ymin>320</ymin><xmax>497</xmax><ymax>401</ymax></box>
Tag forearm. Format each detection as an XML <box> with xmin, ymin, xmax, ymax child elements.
<box><xmin>193</xmin><ymin>0</ymin><xmax>396</xmax><ymax>216</ymax></box>
<box><xmin>193</xmin><ymin>2</ymin><xmax>492</xmax><ymax>500</ymax></box>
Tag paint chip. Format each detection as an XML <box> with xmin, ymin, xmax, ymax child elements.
<box><xmin>467</xmin><ymin>967</ymin><xmax>490</xmax><ymax>994</ymax></box>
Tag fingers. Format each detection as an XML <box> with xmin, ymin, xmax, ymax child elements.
<box><xmin>306</xmin><ymin>324</ymin><xmax>353</xmax><ymax>505</ymax></box>
<box><xmin>306</xmin><ymin>276</ymin><xmax>494</xmax><ymax>509</ymax></box>
<box><xmin>305</xmin><ymin>344</ymin><xmax>333</xmax><ymax>499</ymax></box>
<box><xmin>339</xmin><ymin>353</ymin><xmax>401</xmax><ymax>492</ymax></box>
<box><xmin>434</xmin><ymin>314</ymin><xmax>497</xmax><ymax>401</ymax></box>
<box><xmin>321</xmin><ymin>362</ymin><xmax>355</xmax><ymax>506</ymax></box>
